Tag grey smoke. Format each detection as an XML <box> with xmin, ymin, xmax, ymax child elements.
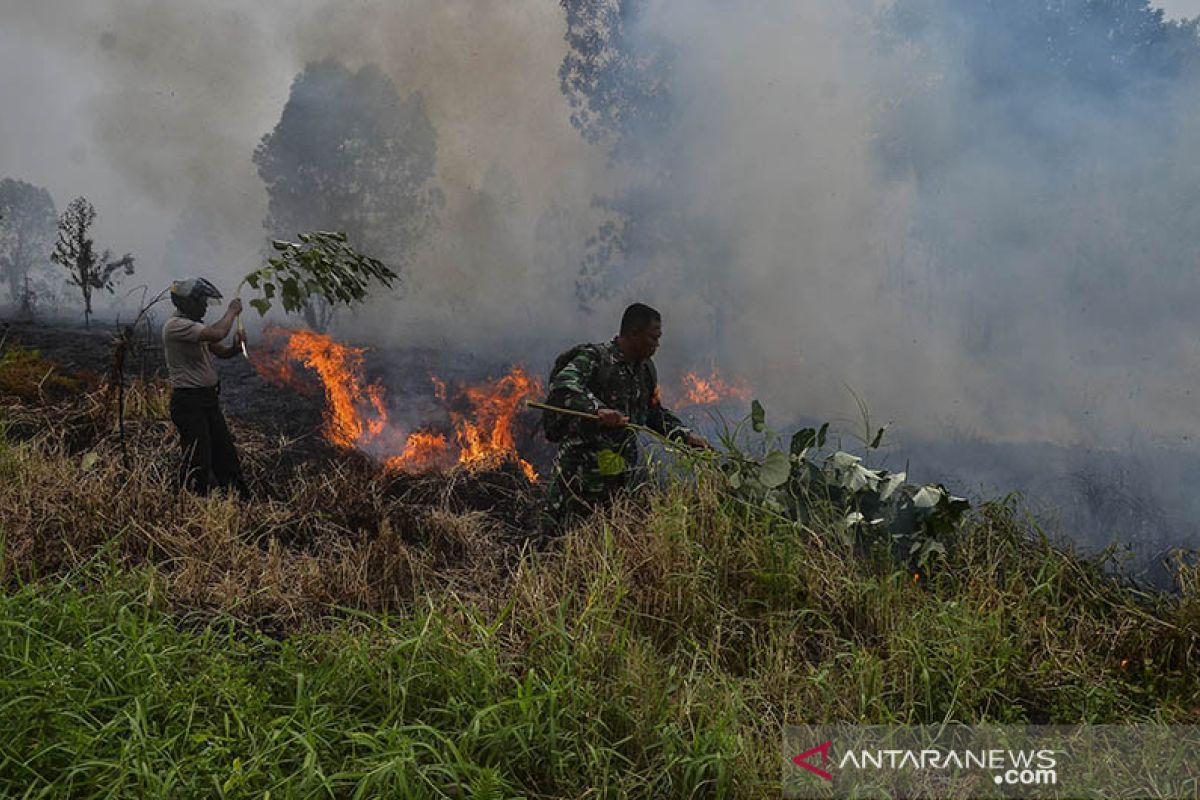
<box><xmin>4</xmin><ymin>0</ymin><xmax>1200</xmax><ymax>571</ymax></box>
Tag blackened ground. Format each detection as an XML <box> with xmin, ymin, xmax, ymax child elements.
<box><xmin>2</xmin><ymin>318</ymin><xmax>323</xmax><ymax>438</ymax></box>
<box><xmin>0</xmin><ymin>317</ymin><xmax>556</xmax><ymax>475</ymax></box>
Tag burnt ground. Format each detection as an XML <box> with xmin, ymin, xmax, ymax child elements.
<box><xmin>1</xmin><ymin>316</ymin><xmax>555</xmax><ymax>527</ymax></box>
<box><xmin>2</xmin><ymin>317</ymin><xmax>322</xmax><ymax>438</ymax></box>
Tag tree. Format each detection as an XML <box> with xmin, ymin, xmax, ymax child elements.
<box><xmin>50</xmin><ymin>196</ymin><xmax>135</xmax><ymax>327</ymax></box>
<box><xmin>253</xmin><ymin>60</ymin><xmax>442</xmax><ymax>329</ymax></box>
<box><xmin>0</xmin><ymin>178</ymin><xmax>57</xmax><ymax>306</ymax></box>
<box><xmin>559</xmin><ymin>0</ymin><xmax>674</xmax><ymax>163</ymax></box>
<box><xmin>559</xmin><ymin>0</ymin><xmax>728</xmax><ymax>317</ymax></box>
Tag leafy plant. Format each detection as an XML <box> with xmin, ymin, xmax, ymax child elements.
<box><xmin>709</xmin><ymin>399</ymin><xmax>969</xmax><ymax>573</ymax></box>
<box><xmin>240</xmin><ymin>231</ymin><xmax>399</xmax><ymax>317</ymax></box>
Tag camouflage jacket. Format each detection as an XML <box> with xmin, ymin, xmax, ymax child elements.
<box><xmin>546</xmin><ymin>339</ymin><xmax>691</xmax><ymax>463</ymax></box>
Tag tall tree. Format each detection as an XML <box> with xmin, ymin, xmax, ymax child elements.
<box><xmin>559</xmin><ymin>0</ymin><xmax>673</xmax><ymax>163</ymax></box>
<box><xmin>0</xmin><ymin>178</ymin><xmax>57</xmax><ymax>306</ymax></box>
<box><xmin>50</xmin><ymin>197</ymin><xmax>135</xmax><ymax>327</ymax></box>
<box><xmin>254</xmin><ymin>59</ymin><xmax>442</xmax><ymax>328</ymax></box>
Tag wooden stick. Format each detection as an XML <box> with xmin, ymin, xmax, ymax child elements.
<box><xmin>525</xmin><ymin>401</ymin><xmax>657</xmax><ymax>436</ymax></box>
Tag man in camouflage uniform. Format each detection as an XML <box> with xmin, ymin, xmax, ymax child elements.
<box><xmin>544</xmin><ymin>303</ymin><xmax>712</xmax><ymax>529</ymax></box>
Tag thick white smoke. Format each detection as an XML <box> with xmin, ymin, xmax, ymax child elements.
<box><xmin>4</xmin><ymin>0</ymin><xmax>1200</xmax><ymax>460</ymax></box>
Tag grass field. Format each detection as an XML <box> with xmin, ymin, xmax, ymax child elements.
<box><xmin>1</xmin><ymin>346</ymin><xmax>1198</xmax><ymax>798</ymax></box>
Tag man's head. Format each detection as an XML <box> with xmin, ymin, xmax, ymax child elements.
<box><xmin>170</xmin><ymin>277</ymin><xmax>223</xmax><ymax>322</ymax></box>
<box><xmin>617</xmin><ymin>302</ymin><xmax>662</xmax><ymax>362</ymax></box>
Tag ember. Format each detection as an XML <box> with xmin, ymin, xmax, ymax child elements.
<box><xmin>253</xmin><ymin>327</ymin><xmax>542</xmax><ymax>479</ymax></box>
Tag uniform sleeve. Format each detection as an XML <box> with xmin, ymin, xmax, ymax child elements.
<box><xmin>547</xmin><ymin>349</ymin><xmax>605</xmax><ymax>414</ymax></box>
<box><xmin>164</xmin><ymin>318</ymin><xmax>205</xmax><ymax>343</ymax></box>
<box><xmin>648</xmin><ymin>382</ymin><xmax>693</xmax><ymax>442</ymax></box>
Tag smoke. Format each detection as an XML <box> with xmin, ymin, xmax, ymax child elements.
<box><xmin>0</xmin><ymin>0</ymin><xmax>610</xmax><ymax>333</ymax></box>
<box><xmin>4</xmin><ymin>0</ymin><xmax>1200</xmax><ymax>561</ymax></box>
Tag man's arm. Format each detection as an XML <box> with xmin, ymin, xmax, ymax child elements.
<box><xmin>207</xmin><ymin>330</ymin><xmax>245</xmax><ymax>359</ymax></box>
<box><xmin>548</xmin><ymin>349</ymin><xmax>628</xmax><ymax>429</ymax></box>
<box><xmin>649</xmin><ymin>387</ymin><xmax>713</xmax><ymax>450</ymax></box>
<box><xmin>197</xmin><ymin>299</ymin><xmax>243</xmax><ymax>343</ymax></box>
<box><xmin>548</xmin><ymin>349</ymin><xmax>605</xmax><ymax>414</ymax></box>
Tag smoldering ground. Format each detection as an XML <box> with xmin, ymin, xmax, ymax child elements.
<box><xmin>3</xmin><ymin>0</ymin><xmax>1200</xmax><ymax>575</ymax></box>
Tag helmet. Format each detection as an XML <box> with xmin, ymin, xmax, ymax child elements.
<box><xmin>170</xmin><ymin>277</ymin><xmax>223</xmax><ymax>312</ymax></box>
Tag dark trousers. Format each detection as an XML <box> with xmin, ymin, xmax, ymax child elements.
<box><xmin>169</xmin><ymin>385</ymin><xmax>249</xmax><ymax>498</ymax></box>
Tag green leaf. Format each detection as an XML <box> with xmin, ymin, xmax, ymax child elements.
<box><xmin>831</xmin><ymin>451</ymin><xmax>861</xmax><ymax>470</ymax></box>
<box><xmin>249</xmin><ymin>298</ymin><xmax>272</xmax><ymax>316</ymax></box>
<box><xmin>817</xmin><ymin>422</ymin><xmax>829</xmax><ymax>448</ymax></box>
<box><xmin>596</xmin><ymin>448</ymin><xmax>626</xmax><ymax>476</ymax></box>
<box><xmin>842</xmin><ymin>463</ymin><xmax>878</xmax><ymax>493</ymax></box>
<box><xmin>81</xmin><ymin>452</ymin><xmax>98</xmax><ymax>471</ymax></box>
<box><xmin>751</xmin><ymin>399</ymin><xmax>766</xmax><ymax>432</ymax></box>
<box><xmin>870</xmin><ymin>422</ymin><xmax>891</xmax><ymax>449</ymax></box>
<box><xmin>790</xmin><ymin>428</ymin><xmax>817</xmax><ymax>455</ymax></box>
<box><xmin>759</xmin><ymin>449</ymin><xmax>791</xmax><ymax>488</ymax></box>
<box><xmin>879</xmin><ymin>472</ymin><xmax>906</xmax><ymax>501</ymax></box>
<box><xmin>913</xmin><ymin>486</ymin><xmax>944</xmax><ymax>508</ymax></box>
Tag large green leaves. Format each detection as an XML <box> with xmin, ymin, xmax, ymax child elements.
<box><xmin>758</xmin><ymin>449</ymin><xmax>791</xmax><ymax>488</ymax></box>
<box><xmin>240</xmin><ymin>231</ymin><xmax>399</xmax><ymax>317</ymax></box>
<box><xmin>717</xmin><ymin>399</ymin><xmax>969</xmax><ymax>572</ymax></box>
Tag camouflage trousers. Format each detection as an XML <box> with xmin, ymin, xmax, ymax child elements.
<box><xmin>543</xmin><ymin>440</ymin><xmax>644</xmax><ymax>532</ymax></box>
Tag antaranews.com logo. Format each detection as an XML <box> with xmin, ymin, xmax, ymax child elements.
<box><xmin>791</xmin><ymin>739</ymin><xmax>1058</xmax><ymax>786</ymax></box>
<box><xmin>784</xmin><ymin>725</ymin><xmax>1200</xmax><ymax>799</ymax></box>
<box><xmin>782</xmin><ymin>729</ymin><xmax>1195</xmax><ymax>796</ymax></box>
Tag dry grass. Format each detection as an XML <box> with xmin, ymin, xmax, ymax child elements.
<box><xmin>3</xmin><ymin>349</ymin><xmax>1200</xmax><ymax>796</ymax></box>
<box><xmin>0</xmin><ymin>364</ymin><xmax>542</xmax><ymax>631</ymax></box>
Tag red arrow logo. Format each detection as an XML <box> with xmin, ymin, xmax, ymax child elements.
<box><xmin>792</xmin><ymin>740</ymin><xmax>833</xmax><ymax>781</ymax></box>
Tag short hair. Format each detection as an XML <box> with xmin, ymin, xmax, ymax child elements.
<box><xmin>620</xmin><ymin>302</ymin><xmax>661</xmax><ymax>335</ymax></box>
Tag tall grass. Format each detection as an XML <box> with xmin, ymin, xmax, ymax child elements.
<box><xmin>1</xmin><ymin>369</ymin><xmax>1198</xmax><ymax>797</ymax></box>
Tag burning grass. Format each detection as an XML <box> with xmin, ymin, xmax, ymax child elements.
<box><xmin>252</xmin><ymin>325</ymin><xmax>544</xmax><ymax>480</ymax></box>
<box><xmin>2</xmin><ymin>347</ymin><xmax>1200</xmax><ymax>796</ymax></box>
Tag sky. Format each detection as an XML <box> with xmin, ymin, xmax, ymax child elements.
<box><xmin>1156</xmin><ymin>0</ymin><xmax>1200</xmax><ymax>17</ymax></box>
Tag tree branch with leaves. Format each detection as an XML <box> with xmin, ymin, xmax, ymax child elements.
<box><xmin>235</xmin><ymin>230</ymin><xmax>399</xmax><ymax>353</ymax></box>
<box><xmin>50</xmin><ymin>197</ymin><xmax>135</xmax><ymax>327</ymax></box>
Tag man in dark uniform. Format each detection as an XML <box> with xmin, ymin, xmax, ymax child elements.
<box><xmin>544</xmin><ymin>302</ymin><xmax>711</xmax><ymax>528</ymax></box>
<box><xmin>162</xmin><ymin>277</ymin><xmax>249</xmax><ymax>498</ymax></box>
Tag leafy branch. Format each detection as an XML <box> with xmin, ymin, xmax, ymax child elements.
<box><xmin>239</xmin><ymin>231</ymin><xmax>399</xmax><ymax>317</ymax></box>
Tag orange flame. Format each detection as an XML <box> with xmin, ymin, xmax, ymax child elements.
<box><xmin>679</xmin><ymin>368</ymin><xmax>752</xmax><ymax>406</ymax></box>
<box><xmin>254</xmin><ymin>327</ymin><xmax>542</xmax><ymax>480</ymax></box>
<box><xmin>252</xmin><ymin>328</ymin><xmax>387</xmax><ymax>448</ymax></box>
<box><xmin>385</xmin><ymin>431</ymin><xmax>453</xmax><ymax>472</ymax></box>
<box><xmin>449</xmin><ymin>366</ymin><xmax>542</xmax><ymax>482</ymax></box>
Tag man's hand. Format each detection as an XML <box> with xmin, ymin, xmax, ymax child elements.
<box><xmin>228</xmin><ymin>298</ymin><xmax>243</xmax><ymax>316</ymax></box>
<box><xmin>597</xmin><ymin>408</ymin><xmax>628</xmax><ymax>428</ymax></box>
<box><xmin>685</xmin><ymin>432</ymin><xmax>714</xmax><ymax>451</ymax></box>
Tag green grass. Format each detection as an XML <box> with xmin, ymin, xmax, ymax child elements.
<box><xmin>0</xmin><ymin>564</ymin><xmax>743</xmax><ymax>799</ymax></box>
<box><xmin>1</xmin><ymin>489</ymin><xmax>1197</xmax><ymax>798</ymax></box>
<box><xmin>1</xmin><ymin>382</ymin><xmax>1198</xmax><ymax>798</ymax></box>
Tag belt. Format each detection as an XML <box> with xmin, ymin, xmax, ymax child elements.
<box><xmin>172</xmin><ymin>382</ymin><xmax>220</xmax><ymax>396</ymax></box>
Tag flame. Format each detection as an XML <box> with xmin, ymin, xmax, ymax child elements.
<box><xmin>449</xmin><ymin>365</ymin><xmax>542</xmax><ymax>482</ymax></box>
<box><xmin>679</xmin><ymin>368</ymin><xmax>752</xmax><ymax>406</ymax></box>
<box><xmin>253</xmin><ymin>328</ymin><xmax>387</xmax><ymax>448</ymax></box>
<box><xmin>385</xmin><ymin>431</ymin><xmax>453</xmax><ymax>472</ymax></box>
<box><xmin>254</xmin><ymin>327</ymin><xmax>541</xmax><ymax>480</ymax></box>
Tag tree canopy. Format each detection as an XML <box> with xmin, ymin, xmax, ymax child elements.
<box><xmin>0</xmin><ymin>178</ymin><xmax>57</xmax><ymax>305</ymax></box>
<box><xmin>254</xmin><ymin>60</ymin><xmax>443</xmax><ymax>279</ymax></box>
